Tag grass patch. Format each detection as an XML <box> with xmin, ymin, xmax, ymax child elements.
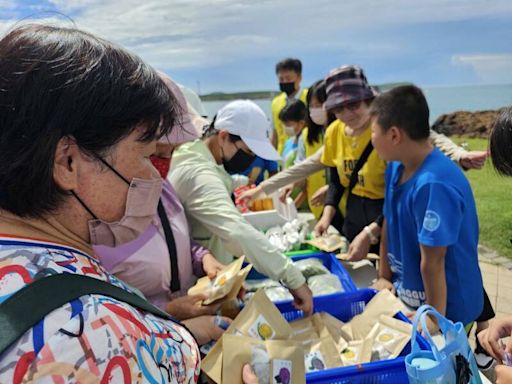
<box><xmin>451</xmin><ymin>137</ymin><xmax>512</xmax><ymax>259</ymax></box>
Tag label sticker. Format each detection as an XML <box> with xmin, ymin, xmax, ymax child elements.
<box><xmin>248</xmin><ymin>314</ymin><xmax>275</xmax><ymax>340</ymax></box>
<box><xmin>272</xmin><ymin>359</ymin><xmax>292</xmax><ymax>384</ymax></box>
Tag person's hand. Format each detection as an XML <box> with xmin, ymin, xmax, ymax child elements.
<box><xmin>311</xmin><ymin>185</ymin><xmax>329</xmax><ymax>207</ymax></box>
<box><xmin>279</xmin><ymin>184</ymin><xmax>294</xmax><ymax>203</ymax></box>
<box><xmin>346</xmin><ymin>230</ymin><xmax>371</xmax><ymax>262</ymax></box>
<box><xmin>459</xmin><ymin>150</ymin><xmax>487</xmax><ymax>170</ymax></box>
<box><xmin>181</xmin><ymin>315</ymin><xmax>232</xmax><ymax>346</ymax></box>
<box><xmin>165</xmin><ymin>294</ymin><xmax>220</xmax><ymax>320</ymax></box>
<box><xmin>496</xmin><ymin>365</ymin><xmax>512</xmax><ymax>384</ymax></box>
<box><xmin>289</xmin><ymin>283</ymin><xmax>313</xmax><ymax>316</ymax></box>
<box><xmin>370</xmin><ymin>277</ymin><xmax>395</xmax><ymax>294</ymax></box>
<box><xmin>406</xmin><ymin>311</ymin><xmax>439</xmax><ymax>334</ymax></box>
<box><xmin>202</xmin><ymin>253</ymin><xmax>225</xmax><ymax>279</ymax></box>
<box><xmin>242</xmin><ymin>364</ymin><xmax>259</xmax><ymax>384</ymax></box>
<box><xmin>238</xmin><ymin>185</ymin><xmax>264</xmax><ymax>206</ymax></box>
<box><xmin>478</xmin><ymin>317</ymin><xmax>512</xmax><ymax>362</ymax></box>
<box><xmin>314</xmin><ymin>215</ymin><xmax>331</xmax><ymax>237</ymax></box>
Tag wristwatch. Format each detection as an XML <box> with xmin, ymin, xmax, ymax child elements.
<box><xmin>364</xmin><ymin>225</ymin><xmax>379</xmax><ymax>245</ymax></box>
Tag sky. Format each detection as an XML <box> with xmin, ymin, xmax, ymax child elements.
<box><xmin>1</xmin><ymin>0</ymin><xmax>512</xmax><ymax>94</ymax></box>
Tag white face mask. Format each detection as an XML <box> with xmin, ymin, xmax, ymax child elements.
<box><xmin>284</xmin><ymin>125</ymin><xmax>296</xmax><ymax>137</ymax></box>
<box><xmin>309</xmin><ymin>107</ymin><xmax>328</xmax><ymax>126</ymax></box>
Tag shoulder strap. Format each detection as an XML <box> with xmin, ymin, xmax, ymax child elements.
<box><xmin>0</xmin><ymin>273</ymin><xmax>175</xmax><ymax>356</ymax></box>
<box><xmin>347</xmin><ymin>140</ymin><xmax>374</xmax><ymax>194</ymax></box>
<box><xmin>157</xmin><ymin>200</ymin><xmax>180</xmax><ymax>293</ymax></box>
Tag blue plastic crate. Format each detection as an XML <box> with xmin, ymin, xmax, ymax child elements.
<box><xmin>277</xmin><ymin>289</ymin><xmax>431</xmax><ymax>384</ymax></box>
<box><xmin>246</xmin><ymin>252</ymin><xmax>357</xmax><ymax>305</ymax></box>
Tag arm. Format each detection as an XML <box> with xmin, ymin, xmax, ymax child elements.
<box><xmin>314</xmin><ymin>167</ymin><xmax>342</xmax><ymax>236</ymax></box>
<box><xmin>420</xmin><ymin>244</ymin><xmax>447</xmax><ymax>316</ymax></box>
<box><xmin>171</xmin><ymin>165</ymin><xmax>306</xmax><ymax>289</ymax></box>
<box><xmin>259</xmin><ymin>146</ymin><xmax>325</xmax><ymax>195</ymax></box>
<box><xmin>430</xmin><ymin>129</ymin><xmax>467</xmax><ymax>163</ymax></box>
<box><xmin>372</xmin><ymin>219</ymin><xmax>395</xmax><ymax>292</ymax></box>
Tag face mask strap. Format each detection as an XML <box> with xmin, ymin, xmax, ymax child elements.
<box><xmin>70</xmin><ymin>190</ymin><xmax>99</xmax><ymax>220</ymax></box>
<box><xmin>96</xmin><ymin>156</ymin><xmax>131</xmax><ymax>186</ymax></box>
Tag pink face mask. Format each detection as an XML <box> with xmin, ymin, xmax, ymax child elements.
<box><xmin>73</xmin><ymin>158</ymin><xmax>163</xmax><ymax>248</ymax></box>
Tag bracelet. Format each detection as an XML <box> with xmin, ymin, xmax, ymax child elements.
<box><xmin>364</xmin><ymin>225</ymin><xmax>379</xmax><ymax>245</ymax></box>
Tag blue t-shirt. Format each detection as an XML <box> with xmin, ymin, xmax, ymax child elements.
<box><xmin>384</xmin><ymin>147</ymin><xmax>483</xmax><ymax>325</ymax></box>
<box><xmin>231</xmin><ymin>156</ymin><xmax>278</xmax><ymax>185</ymax></box>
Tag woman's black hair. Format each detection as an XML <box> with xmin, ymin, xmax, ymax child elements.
<box><xmin>0</xmin><ymin>24</ymin><xmax>179</xmax><ymax>217</ymax></box>
<box><xmin>304</xmin><ymin>80</ymin><xmax>330</xmax><ymax>145</ymax></box>
<box><xmin>490</xmin><ymin>107</ymin><xmax>512</xmax><ymax>176</ymax></box>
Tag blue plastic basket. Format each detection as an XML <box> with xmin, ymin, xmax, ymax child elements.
<box><xmin>246</xmin><ymin>252</ymin><xmax>357</xmax><ymax>305</ymax></box>
<box><xmin>277</xmin><ymin>288</ymin><xmax>431</xmax><ymax>384</ymax></box>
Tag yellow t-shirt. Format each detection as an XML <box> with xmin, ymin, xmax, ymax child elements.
<box><xmin>271</xmin><ymin>89</ymin><xmax>309</xmax><ymax>155</ymax></box>
<box><xmin>301</xmin><ymin>128</ymin><xmax>326</xmax><ymax>219</ymax></box>
<box><xmin>321</xmin><ymin>120</ymin><xmax>386</xmax><ymax>212</ymax></box>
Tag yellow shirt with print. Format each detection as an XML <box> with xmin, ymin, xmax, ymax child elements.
<box><xmin>321</xmin><ymin>120</ymin><xmax>386</xmax><ymax>215</ymax></box>
<box><xmin>271</xmin><ymin>89</ymin><xmax>309</xmax><ymax>155</ymax></box>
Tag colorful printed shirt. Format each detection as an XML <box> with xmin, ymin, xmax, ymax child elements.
<box><xmin>0</xmin><ymin>236</ymin><xmax>200</xmax><ymax>383</ymax></box>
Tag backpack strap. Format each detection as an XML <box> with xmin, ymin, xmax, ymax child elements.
<box><xmin>0</xmin><ymin>273</ymin><xmax>176</xmax><ymax>356</ymax></box>
<box><xmin>347</xmin><ymin>140</ymin><xmax>374</xmax><ymax>194</ymax></box>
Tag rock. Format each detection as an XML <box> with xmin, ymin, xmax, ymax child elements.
<box><xmin>431</xmin><ymin>108</ymin><xmax>507</xmax><ymax>138</ymax></box>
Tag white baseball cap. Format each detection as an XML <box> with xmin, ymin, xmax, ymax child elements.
<box><xmin>214</xmin><ymin>99</ymin><xmax>280</xmax><ymax>161</ymax></box>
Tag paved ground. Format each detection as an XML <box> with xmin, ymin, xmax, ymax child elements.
<box><xmin>480</xmin><ymin>259</ymin><xmax>512</xmax><ymax>320</ymax></box>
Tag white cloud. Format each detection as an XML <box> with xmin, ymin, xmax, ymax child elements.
<box><xmin>452</xmin><ymin>53</ymin><xmax>512</xmax><ymax>83</ymax></box>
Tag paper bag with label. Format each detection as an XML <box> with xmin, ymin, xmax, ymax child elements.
<box><xmin>188</xmin><ymin>256</ymin><xmax>251</xmax><ymax>305</ymax></box>
<box><xmin>340</xmin><ymin>337</ymin><xmax>374</xmax><ymax>366</ymax></box>
<box><xmin>222</xmin><ymin>334</ymin><xmax>305</xmax><ymax>384</ymax></box>
<box><xmin>368</xmin><ymin>315</ymin><xmax>412</xmax><ymax>361</ymax></box>
<box><xmin>316</xmin><ymin>312</ymin><xmax>349</xmax><ymax>352</ymax></box>
<box><xmin>303</xmin><ymin>336</ymin><xmax>343</xmax><ymax>372</ymax></box>
<box><xmin>201</xmin><ymin>290</ymin><xmax>292</xmax><ymax>383</ymax></box>
<box><xmin>341</xmin><ymin>289</ymin><xmax>406</xmax><ymax>340</ymax></box>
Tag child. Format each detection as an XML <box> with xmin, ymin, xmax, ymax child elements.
<box><xmin>369</xmin><ymin>85</ymin><xmax>483</xmax><ymax>326</ymax></box>
<box><xmin>279</xmin><ymin>99</ymin><xmax>308</xmax><ymax>209</ymax></box>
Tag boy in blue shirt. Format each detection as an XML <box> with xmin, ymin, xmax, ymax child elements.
<box><xmin>369</xmin><ymin>85</ymin><xmax>483</xmax><ymax>326</ymax></box>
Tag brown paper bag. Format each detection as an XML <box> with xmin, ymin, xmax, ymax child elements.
<box><xmin>315</xmin><ymin>312</ymin><xmax>349</xmax><ymax>352</ymax></box>
<box><xmin>201</xmin><ymin>290</ymin><xmax>292</xmax><ymax>383</ymax></box>
<box><xmin>222</xmin><ymin>334</ymin><xmax>305</xmax><ymax>384</ymax></box>
<box><xmin>303</xmin><ymin>336</ymin><xmax>343</xmax><ymax>372</ymax></box>
<box><xmin>341</xmin><ymin>289</ymin><xmax>406</xmax><ymax>340</ymax></box>
<box><xmin>188</xmin><ymin>256</ymin><xmax>251</xmax><ymax>305</ymax></box>
<box><xmin>368</xmin><ymin>315</ymin><xmax>412</xmax><ymax>361</ymax></box>
<box><xmin>340</xmin><ymin>337</ymin><xmax>374</xmax><ymax>366</ymax></box>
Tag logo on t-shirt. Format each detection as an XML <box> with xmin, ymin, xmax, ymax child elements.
<box><xmin>423</xmin><ymin>210</ymin><xmax>441</xmax><ymax>232</ymax></box>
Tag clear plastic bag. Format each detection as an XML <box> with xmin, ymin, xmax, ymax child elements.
<box><xmin>294</xmin><ymin>258</ymin><xmax>329</xmax><ymax>279</ymax></box>
<box><xmin>264</xmin><ymin>286</ymin><xmax>294</xmax><ymax>302</ymax></box>
<box><xmin>307</xmin><ymin>273</ymin><xmax>343</xmax><ymax>296</ymax></box>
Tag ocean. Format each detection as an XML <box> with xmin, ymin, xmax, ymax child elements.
<box><xmin>202</xmin><ymin>84</ymin><xmax>512</xmax><ymax>125</ymax></box>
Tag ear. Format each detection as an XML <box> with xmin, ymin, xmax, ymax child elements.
<box><xmin>389</xmin><ymin>126</ymin><xmax>402</xmax><ymax>145</ymax></box>
<box><xmin>217</xmin><ymin>130</ymin><xmax>230</xmax><ymax>146</ymax></box>
<box><xmin>53</xmin><ymin>136</ymin><xmax>81</xmax><ymax>191</ymax></box>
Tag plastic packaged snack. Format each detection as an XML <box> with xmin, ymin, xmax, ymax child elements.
<box><xmin>307</xmin><ymin>273</ymin><xmax>343</xmax><ymax>296</ymax></box>
<box><xmin>305</xmin><ymin>233</ymin><xmax>348</xmax><ymax>253</ymax></box>
<box><xmin>244</xmin><ymin>278</ymin><xmax>281</xmax><ymax>293</ymax></box>
<box><xmin>264</xmin><ymin>286</ymin><xmax>294</xmax><ymax>302</ymax></box>
<box><xmin>294</xmin><ymin>258</ymin><xmax>329</xmax><ymax>279</ymax></box>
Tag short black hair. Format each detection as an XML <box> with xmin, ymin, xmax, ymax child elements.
<box><xmin>490</xmin><ymin>107</ymin><xmax>512</xmax><ymax>176</ymax></box>
<box><xmin>370</xmin><ymin>85</ymin><xmax>430</xmax><ymax>140</ymax></box>
<box><xmin>275</xmin><ymin>58</ymin><xmax>302</xmax><ymax>75</ymax></box>
<box><xmin>279</xmin><ymin>99</ymin><xmax>307</xmax><ymax>123</ymax></box>
<box><xmin>0</xmin><ymin>24</ymin><xmax>178</xmax><ymax>217</ymax></box>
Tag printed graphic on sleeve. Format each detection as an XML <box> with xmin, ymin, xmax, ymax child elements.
<box><xmin>423</xmin><ymin>210</ymin><xmax>441</xmax><ymax>232</ymax></box>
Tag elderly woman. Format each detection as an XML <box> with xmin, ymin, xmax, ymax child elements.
<box><xmin>0</xmin><ymin>24</ymin><xmax>227</xmax><ymax>383</ymax></box>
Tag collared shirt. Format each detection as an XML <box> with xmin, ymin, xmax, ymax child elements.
<box><xmin>0</xmin><ymin>236</ymin><xmax>199</xmax><ymax>383</ymax></box>
<box><xmin>169</xmin><ymin>139</ymin><xmax>305</xmax><ymax>289</ymax></box>
<box><xmin>93</xmin><ymin>180</ymin><xmax>209</xmax><ymax>309</ymax></box>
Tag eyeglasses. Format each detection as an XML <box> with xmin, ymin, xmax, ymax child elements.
<box><xmin>330</xmin><ymin>100</ymin><xmax>362</xmax><ymax>114</ymax></box>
